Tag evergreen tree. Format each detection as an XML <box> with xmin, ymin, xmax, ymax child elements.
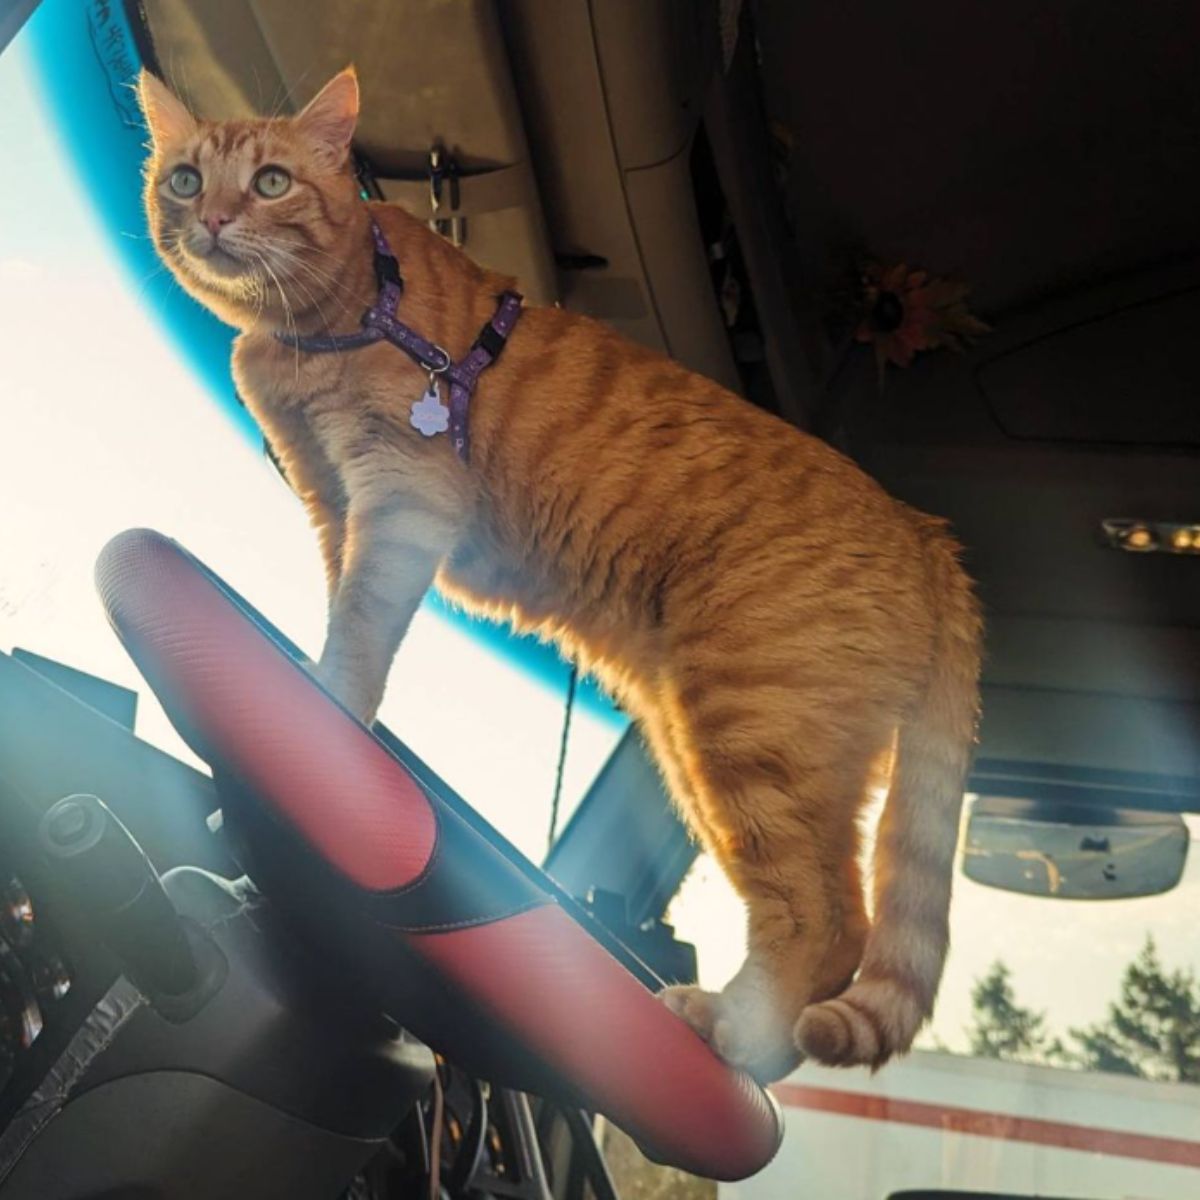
<box><xmin>1068</xmin><ymin>938</ymin><xmax>1200</xmax><ymax>1084</ymax></box>
<box><xmin>966</xmin><ymin>960</ymin><xmax>1058</xmax><ymax>1064</ymax></box>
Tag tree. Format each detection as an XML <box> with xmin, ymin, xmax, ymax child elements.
<box><xmin>1068</xmin><ymin>938</ymin><xmax>1200</xmax><ymax>1084</ymax></box>
<box><xmin>966</xmin><ymin>941</ymin><xmax>1200</xmax><ymax>1084</ymax></box>
<box><xmin>966</xmin><ymin>960</ymin><xmax>1060</xmax><ymax>1064</ymax></box>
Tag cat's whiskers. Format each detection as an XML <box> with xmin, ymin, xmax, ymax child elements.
<box><xmin>239</xmin><ymin>230</ymin><xmax>329</xmax><ymax>283</ymax></box>
<box><xmin>251</xmin><ymin>250</ymin><xmax>301</xmax><ymax>384</ymax></box>
<box><xmin>267</xmin><ymin>247</ymin><xmax>360</xmax><ymax>327</ymax></box>
<box><xmin>274</xmin><ymin>238</ymin><xmax>352</xmax><ymax>268</ymax></box>
<box><xmin>240</xmin><ymin>267</ymin><xmax>267</xmax><ymax>325</ymax></box>
<box><xmin>246</xmin><ymin>235</ymin><xmax>366</xmax><ymax>347</ymax></box>
<box><xmin>257</xmin><ymin>238</ymin><xmax>345</xmax><ymax>289</ymax></box>
<box><xmin>268</xmin><ymin>237</ymin><xmax>364</xmax><ymax>304</ymax></box>
<box><xmin>271</xmin><ymin>240</ymin><xmax>372</xmax><ymax>296</ymax></box>
<box><xmin>131</xmin><ymin>260</ymin><xmax>174</xmax><ymax>305</ymax></box>
<box><xmin>277</xmin><ymin>269</ymin><xmax>341</xmax><ymax>352</ymax></box>
<box><xmin>131</xmin><ymin>229</ymin><xmax>188</xmax><ymax>304</ymax></box>
<box><xmin>259</xmin><ymin>228</ymin><xmax>343</xmax><ymax>260</ymax></box>
<box><xmin>276</xmin><ymin>250</ymin><xmax>358</xmax><ymax>298</ymax></box>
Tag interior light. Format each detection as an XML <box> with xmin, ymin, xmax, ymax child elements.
<box><xmin>1102</xmin><ymin>519</ymin><xmax>1200</xmax><ymax>555</ymax></box>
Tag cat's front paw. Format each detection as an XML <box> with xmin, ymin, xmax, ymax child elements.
<box><xmin>710</xmin><ymin>999</ymin><xmax>801</xmax><ymax>1083</ymax></box>
<box><xmin>662</xmin><ymin>983</ymin><xmax>801</xmax><ymax>1083</ymax></box>
<box><xmin>660</xmin><ymin>985</ymin><xmax>722</xmax><ymax>1042</ymax></box>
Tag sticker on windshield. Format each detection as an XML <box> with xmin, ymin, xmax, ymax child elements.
<box><xmin>87</xmin><ymin>0</ymin><xmax>143</xmax><ymax>129</ymax></box>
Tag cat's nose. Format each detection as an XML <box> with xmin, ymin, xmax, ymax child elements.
<box><xmin>202</xmin><ymin>213</ymin><xmax>234</xmax><ymax>236</ymax></box>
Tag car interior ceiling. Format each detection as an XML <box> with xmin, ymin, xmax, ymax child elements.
<box><xmin>135</xmin><ymin>0</ymin><xmax>1199</xmax><ymax>838</ymax></box>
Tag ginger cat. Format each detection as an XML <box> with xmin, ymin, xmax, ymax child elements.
<box><xmin>138</xmin><ymin>67</ymin><xmax>982</xmax><ymax>1082</ymax></box>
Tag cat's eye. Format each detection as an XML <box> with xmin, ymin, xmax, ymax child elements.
<box><xmin>168</xmin><ymin>165</ymin><xmax>202</xmax><ymax>198</ymax></box>
<box><xmin>253</xmin><ymin>166</ymin><xmax>292</xmax><ymax>199</ymax></box>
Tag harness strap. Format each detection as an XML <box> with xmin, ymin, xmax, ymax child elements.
<box><xmin>275</xmin><ymin>218</ymin><xmax>523</xmax><ymax>463</ymax></box>
<box><xmin>444</xmin><ymin>291</ymin><xmax>523</xmax><ymax>461</ymax></box>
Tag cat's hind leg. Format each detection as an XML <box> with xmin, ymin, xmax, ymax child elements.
<box><xmin>642</xmin><ymin>703</ymin><xmax>737</xmax><ymax>1043</ymax></box>
<box><xmin>808</xmin><ymin>736</ymin><xmax>896</xmax><ymax>1002</ymax></box>
<box><xmin>658</xmin><ymin>686</ymin><xmax>886</xmax><ymax>1081</ymax></box>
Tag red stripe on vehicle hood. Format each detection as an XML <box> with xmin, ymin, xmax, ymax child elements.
<box><xmin>772</xmin><ymin>1082</ymin><xmax>1200</xmax><ymax>1169</ymax></box>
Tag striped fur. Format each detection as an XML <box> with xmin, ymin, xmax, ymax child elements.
<box><xmin>794</xmin><ymin>524</ymin><xmax>982</xmax><ymax>1068</ymax></box>
<box><xmin>139</xmin><ymin>68</ymin><xmax>983</xmax><ymax>1080</ymax></box>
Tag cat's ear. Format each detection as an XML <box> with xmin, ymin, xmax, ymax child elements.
<box><xmin>137</xmin><ymin>69</ymin><xmax>197</xmax><ymax>149</ymax></box>
<box><xmin>295</xmin><ymin>67</ymin><xmax>359</xmax><ymax>165</ymax></box>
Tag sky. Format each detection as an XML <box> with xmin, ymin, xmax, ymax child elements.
<box><xmin>0</xmin><ymin>30</ymin><xmax>1196</xmax><ymax>1072</ymax></box>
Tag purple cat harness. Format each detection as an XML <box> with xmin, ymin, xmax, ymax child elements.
<box><xmin>275</xmin><ymin>219</ymin><xmax>523</xmax><ymax>463</ymax></box>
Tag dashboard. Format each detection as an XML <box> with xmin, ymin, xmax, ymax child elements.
<box><xmin>0</xmin><ymin>650</ymin><xmax>435</xmax><ymax>1198</ymax></box>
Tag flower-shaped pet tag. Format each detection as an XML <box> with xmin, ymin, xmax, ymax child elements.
<box><xmin>410</xmin><ymin>376</ymin><xmax>450</xmax><ymax>437</ymax></box>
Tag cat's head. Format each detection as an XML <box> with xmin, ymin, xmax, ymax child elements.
<box><xmin>137</xmin><ymin>68</ymin><xmax>361</xmax><ymax>320</ymax></box>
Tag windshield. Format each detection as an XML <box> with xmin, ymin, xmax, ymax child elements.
<box><xmin>0</xmin><ymin>34</ymin><xmax>626</xmax><ymax>863</ymax></box>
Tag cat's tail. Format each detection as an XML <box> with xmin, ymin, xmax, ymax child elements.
<box><xmin>795</xmin><ymin>519</ymin><xmax>982</xmax><ymax>1068</ymax></box>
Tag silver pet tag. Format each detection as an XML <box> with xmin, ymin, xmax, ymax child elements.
<box><xmin>410</xmin><ymin>374</ymin><xmax>450</xmax><ymax>437</ymax></box>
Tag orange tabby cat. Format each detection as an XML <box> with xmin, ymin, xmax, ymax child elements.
<box><xmin>138</xmin><ymin>67</ymin><xmax>982</xmax><ymax>1081</ymax></box>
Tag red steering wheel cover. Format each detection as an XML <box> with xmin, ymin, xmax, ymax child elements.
<box><xmin>95</xmin><ymin>530</ymin><xmax>436</xmax><ymax>891</ymax></box>
<box><xmin>95</xmin><ymin>530</ymin><xmax>782</xmax><ymax>1180</ymax></box>
<box><xmin>415</xmin><ymin>907</ymin><xmax>780</xmax><ymax>1175</ymax></box>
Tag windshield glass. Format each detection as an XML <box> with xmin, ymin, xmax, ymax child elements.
<box><xmin>0</xmin><ymin>33</ymin><xmax>625</xmax><ymax>863</ymax></box>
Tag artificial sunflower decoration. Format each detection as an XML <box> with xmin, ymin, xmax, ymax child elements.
<box><xmin>855</xmin><ymin>263</ymin><xmax>990</xmax><ymax>383</ymax></box>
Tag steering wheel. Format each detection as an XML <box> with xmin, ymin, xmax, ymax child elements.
<box><xmin>94</xmin><ymin>529</ymin><xmax>781</xmax><ymax>1181</ymax></box>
